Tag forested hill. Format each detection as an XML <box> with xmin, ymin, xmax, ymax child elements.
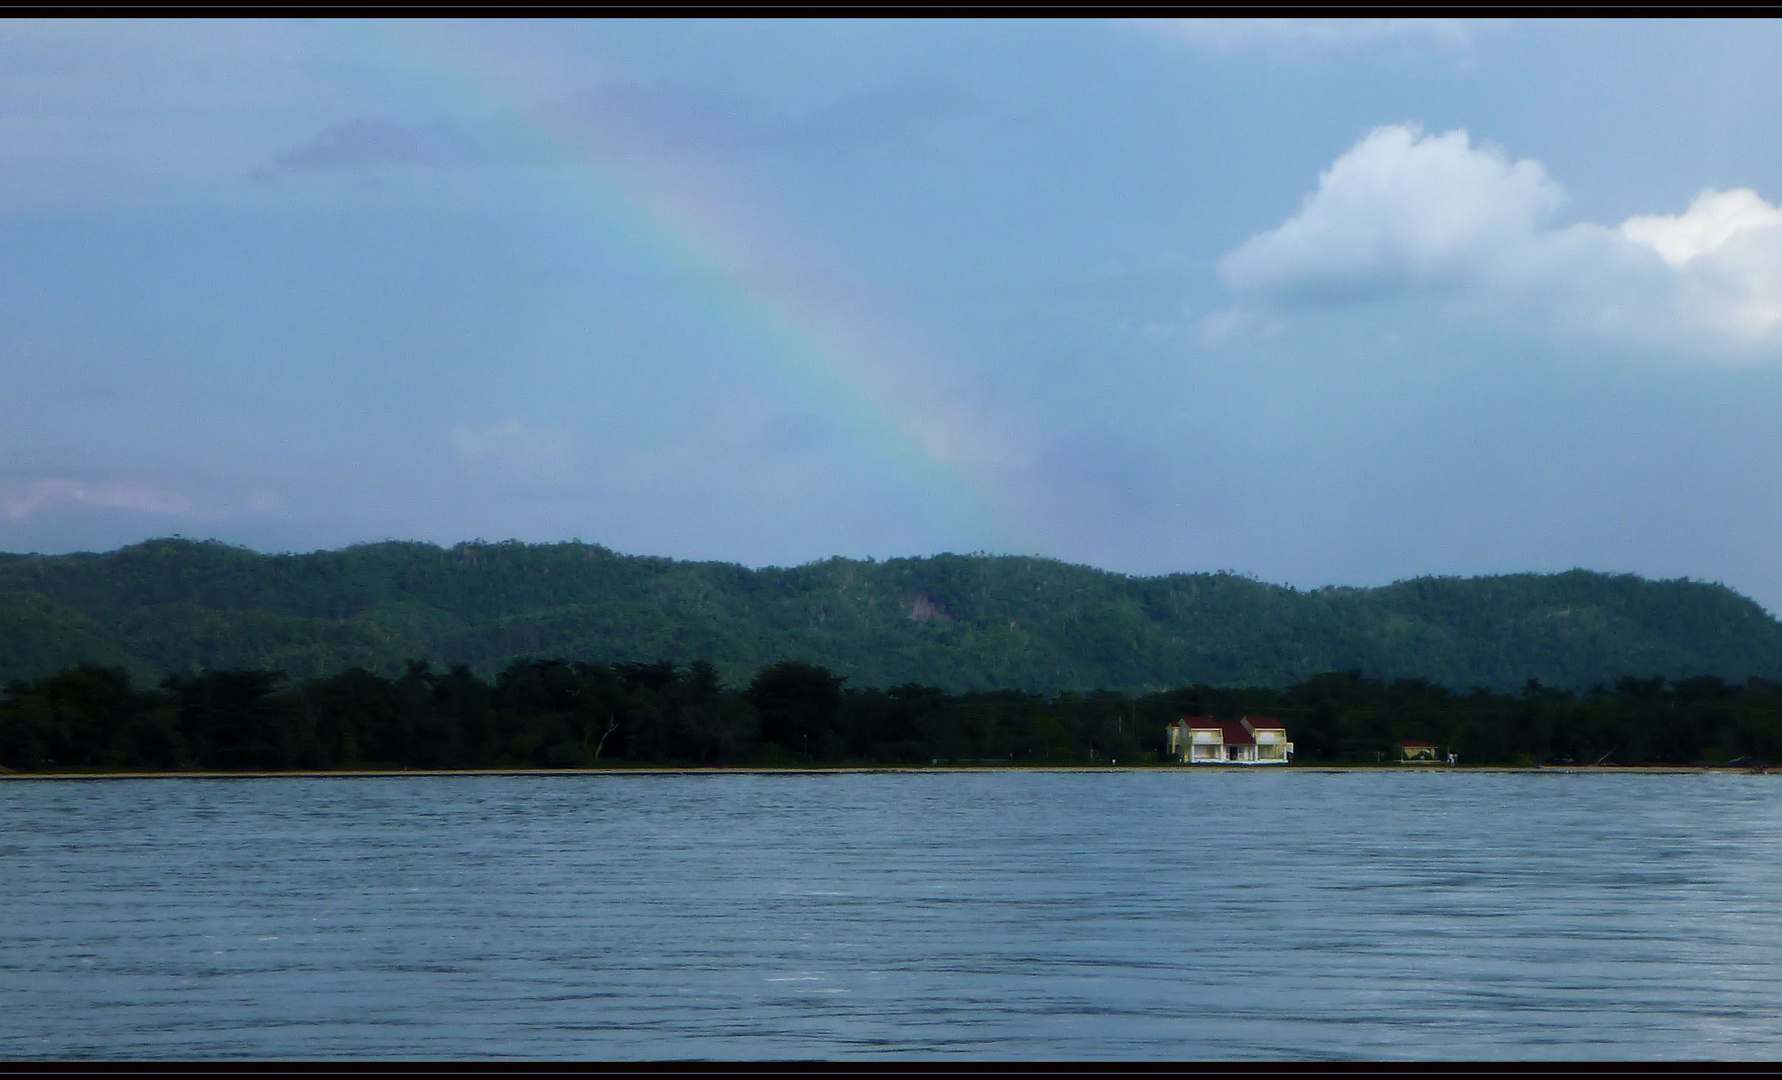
<box><xmin>2</xmin><ymin>538</ymin><xmax>1779</xmax><ymax>694</ymax></box>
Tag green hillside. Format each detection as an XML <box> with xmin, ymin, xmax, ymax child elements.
<box><xmin>2</xmin><ymin>538</ymin><xmax>1779</xmax><ymax>693</ymax></box>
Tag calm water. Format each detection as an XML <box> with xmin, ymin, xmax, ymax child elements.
<box><xmin>2</xmin><ymin>770</ymin><xmax>1780</xmax><ymax>1060</ymax></box>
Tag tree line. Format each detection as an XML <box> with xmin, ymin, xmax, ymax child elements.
<box><xmin>9</xmin><ymin>538</ymin><xmax>1782</xmax><ymax>698</ymax></box>
<box><xmin>2</xmin><ymin>658</ymin><xmax>1779</xmax><ymax>773</ymax></box>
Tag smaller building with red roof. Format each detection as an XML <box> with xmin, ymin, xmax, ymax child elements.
<box><xmin>1398</xmin><ymin>740</ymin><xmax>1440</xmax><ymax>763</ymax></box>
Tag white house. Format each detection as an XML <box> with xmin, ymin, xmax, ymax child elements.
<box><xmin>1166</xmin><ymin>716</ymin><xmax>1293</xmax><ymax>764</ymax></box>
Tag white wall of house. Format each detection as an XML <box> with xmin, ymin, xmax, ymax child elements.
<box><xmin>1253</xmin><ymin>730</ymin><xmax>1291</xmax><ymax>761</ymax></box>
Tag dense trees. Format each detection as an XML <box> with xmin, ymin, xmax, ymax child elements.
<box><xmin>4</xmin><ymin>659</ymin><xmax>1778</xmax><ymax>772</ymax></box>
<box><xmin>4</xmin><ymin>539</ymin><xmax>1782</xmax><ymax>695</ymax></box>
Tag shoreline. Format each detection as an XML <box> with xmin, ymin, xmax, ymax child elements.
<box><xmin>0</xmin><ymin>764</ymin><xmax>1768</xmax><ymax>780</ymax></box>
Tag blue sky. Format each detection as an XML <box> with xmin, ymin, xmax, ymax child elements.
<box><xmin>6</xmin><ymin>19</ymin><xmax>1782</xmax><ymax>609</ymax></box>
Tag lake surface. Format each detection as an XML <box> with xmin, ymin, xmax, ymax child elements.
<box><xmin>3</xmin><ymin>769</ymin><xmax>1780</xmax><ymax>1060</ymax></box>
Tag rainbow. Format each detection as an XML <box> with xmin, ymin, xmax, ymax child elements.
<box><xmin>324</xmin><ymin>20</ymin><xmax>1020</xmax><ymax>554</ymax></box>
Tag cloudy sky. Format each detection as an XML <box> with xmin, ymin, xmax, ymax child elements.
<box><xmin>6</xmin><ymin>19</ymin><xmax>1782</xmax><ymax>608</ymax></box>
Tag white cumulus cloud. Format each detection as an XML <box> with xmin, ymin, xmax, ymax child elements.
<box><xmin>1220</xmin><ymin>124</ymin><xmax>1782</xmax><ymax>354</ymax></box>
<box><xmin>1221</xmin><ymin>126</ymin><xmax>1563</xmax><ymax>302</ymax></box>
<box><xmin>1617</xmin><ymin>189</ymin><xmax>1782</xmax><ymax>343</ymax></box>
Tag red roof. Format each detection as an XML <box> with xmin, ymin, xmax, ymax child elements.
<box><xmin>1176</xmin><ymin>720</ymin><xmax>1275</xmax><ymax>744</ymax></box>
<box><xmin>1244</xmin><ymin>716</ymin><xmax>1286</xmax><ymax>730</ymax></box>
<box><xmin>1400</xmin><ymin>740</ymin><xmax>1437</xmax><ymax>748</ymax></box>
<box><xmin>1176</xmin><ymin>717</ymin><xmax>1256</xmax><ymax>744</ymax></box>
<box><xmin>1211</xmin><ymin>719</ymin><xmax>1255</xmax><ymax>745</ymax></box>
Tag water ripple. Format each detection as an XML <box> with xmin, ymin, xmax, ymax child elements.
<box><xmin>2</xmin><ymin>771</ymin><xmax>1780</xmax><ymax>1060</ymax></box>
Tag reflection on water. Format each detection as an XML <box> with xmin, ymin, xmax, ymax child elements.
<box><xmin>3</xmin><ymin>770</ymin><xmax>1779</xmax><ymax>1060</ymax></box>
